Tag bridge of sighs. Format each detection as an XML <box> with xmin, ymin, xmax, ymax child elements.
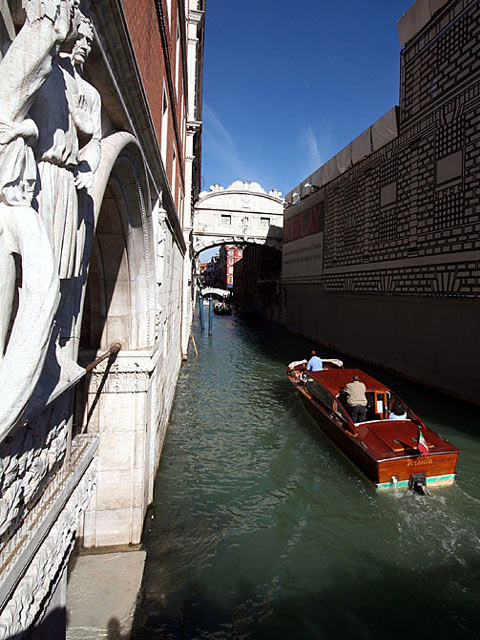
<box><xmin>192</xmin><ymin>181</ymin><xmax>284</xmax><ymax>255</ymax></box>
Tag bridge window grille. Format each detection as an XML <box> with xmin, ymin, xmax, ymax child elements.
<box><xmin>260</xmin><ymin>217</ymin><xmax>270</xmax><ymax>227</ymax></box>
<box><xmin>221</xmin><ymin>214</ymin><xmax>231</xmax><ymax>226</ymax></box>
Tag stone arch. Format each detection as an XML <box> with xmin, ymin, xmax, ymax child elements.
<box><xmin>193</xmin><ymin>236</ymin><xmax>282</xmax><ymax>259</ymax></box>
<box><xmin>74</xmin><ymin>134</ymin><xmax>157</xmax><ymax>547</ymax></box>
<box><xmin>76</xmin><ymin>133</ymin><xmax>155</xmax><ymax>357</ymax></box>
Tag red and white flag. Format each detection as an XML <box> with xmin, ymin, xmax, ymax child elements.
<box><xmin>417</xmin><ymin>428</ymin><xmax>429</xmax><ymax>456</ymax></box>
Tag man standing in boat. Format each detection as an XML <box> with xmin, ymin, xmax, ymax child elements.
<box><xmin>306</xmin><ymin>350</ymin><xmax>323</xmax><ymax>372</ymax></box>
<box><xmin>343</xmin><ymin>375</ymin><xmax>368</xmax><ymax>423</ymax></box>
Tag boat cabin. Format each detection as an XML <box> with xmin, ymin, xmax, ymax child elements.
<box><xmin>306</xmin><ymin>368</ymin><xmax>421</xmax><ymax>427</ymax></box>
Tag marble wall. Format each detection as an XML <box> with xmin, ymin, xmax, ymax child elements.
<box><xmin>0</xmin><ymin>0</ymin><xmax>204</xmax><ymax>635</ymax></box>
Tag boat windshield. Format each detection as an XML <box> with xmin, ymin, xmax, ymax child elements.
<box><xmin>308</xmin><ymin>379</ymin><xmax>334</xmax><ymax>409</ymax></box>
<box><xmin>307</xmin><ymin>380</ymin><xmax>351</xmax><ymax>423</ymax></box>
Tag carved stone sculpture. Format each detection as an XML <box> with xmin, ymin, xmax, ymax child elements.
<box><xmin>31</xmin><ymin>12</ymin><xmax>101</xmax><ymax>279</ymax></box>
<box><xmin>0</xmin><ymin>0</ymin><xmax>82</xmax><ymax>442</ymax></box>
<box><xmin>30</xmin><ymin>11</ymin><xmax>102</xmax><ymax>380</ymax></box>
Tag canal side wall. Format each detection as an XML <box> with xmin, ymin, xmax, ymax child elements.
<box><xmin>286</xmin><ymin>288</ymin><xmax>480</xmax><ymax>403</ymax></box>
<box><xmin>283</xmin><ymin>0</ymin><xmax>480</xmax><ymax>405</ymax></box>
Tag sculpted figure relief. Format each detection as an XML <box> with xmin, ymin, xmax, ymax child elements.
<box><xmin>31</xmin><ymin>13</ymin><xmax>101</xmax><ymax>280</ymax></box>
<box><xmin>0</xmin><ymin>0</ymin><xmax>85</xmax><ymax>441</ymax></box>
<box><xmin>31</xmin><ymin>11</ymin><xmax>102</xmax><ymax>380</ymax></box>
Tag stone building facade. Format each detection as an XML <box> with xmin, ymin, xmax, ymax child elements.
<box><xmin>0</xmin><ymin>0</ymin><xmax>204</xmax><ymax>637</ymax></box>
<box><xmin>215</xmin><ymin>245</ymin><xmax>243</xmax><ymax>289</ymax></box>
<box><xmin>284</xmin><ymin>0</ymin><xmax>480</xmax><ymax>404</ymax></box>
<box><xmin>234</xmin><ymin>245</ymin><xmax>283</xmax><ymax>322</ymax></box>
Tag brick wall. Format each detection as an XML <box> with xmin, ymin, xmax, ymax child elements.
<box><xmin>121</xmin><ymin>0</ymin><xmax>186</xmax><ymax>210</ymax></box>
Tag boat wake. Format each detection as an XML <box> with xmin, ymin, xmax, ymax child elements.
<box><xmin>389</xmin><ymin>485</ymin><xmax>480</xmax><ymax>568</ymax></box>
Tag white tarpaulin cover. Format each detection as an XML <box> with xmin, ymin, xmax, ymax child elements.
<box><xmin>371</xmin><ymin>107</ymin><xmax>398</xmax><ymax>152</ymax></box>
<box><xmin>301</xmin><ymin>179</ymin><xmax>313</xmax><ymax>197</ymax></box>
<box><xmin>286</xmin><ymin>107</ymin><xmax>398</xmax><ymax>200</ymax></box>
<box><xmin>398</xmin><ymin>0</ymin><xmax>450</xmax><ymax>47</ymax></box>
<box><xmin>311</xmin><ymin>166</ymin><xmax>324</xmax><ymax>188</ymax></box>
<box><xmin>286</xmin><ymin>184</ymin><xmax>302</xmax><ymax>202</ymax></box>
<box><xmin>335</xmin><ymin>145</ymin><xmax>352</xmax><ymax>174</ymax></box>
<box><xmin>351</xmin><ymin>127</ymin><xmax>372</xmax><ymax>164</ymax></box>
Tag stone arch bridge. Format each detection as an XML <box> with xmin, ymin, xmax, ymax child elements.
<box><xmin>193</xmin><ymin>181</ymin><xmax>284</xmax><ymax>255</ymax></box>
<box><xmin>201</xmin><ymin>287</ymin><xmax>231</xmax><ymax>298</ymax></box>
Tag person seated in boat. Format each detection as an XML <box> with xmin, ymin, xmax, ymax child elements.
<box><xmin>306</xmin><ymin>350</ymin><xmax>323</xmax><ymax>372</ymax></box>
<box><xmin>343</xmin><ymin>375</ymin><xmax>368</xmax><ymax>423</ymax></box>
<box><xmin>388</xmin><ymin>400</ymin><xmax>407</xmax><ymax>420</ymax></box>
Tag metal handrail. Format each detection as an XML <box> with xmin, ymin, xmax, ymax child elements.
<box><xmin>84</xmin><ymin>343</ymin><xmax>122</xmax><ymax>373</ymax></box>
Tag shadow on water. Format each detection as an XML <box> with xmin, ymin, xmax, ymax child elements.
<box><xmin>5</xmin><ymin>609</ymin><xmax>129</xmax><ymax>639</ymax></box>
<box><xmin>131</xmin><ymin>313</ymin><xmax>480</xmax><ymax>640</ymax></box>
<box><xmin>132</xmin><ymin>560</ymin><xmax>480</xmax><ymax>639</ymax></box>
<box><xmin>239</xmin><ymin>314</ymin><xmax>480</xmax><ymax>439</ymax></box>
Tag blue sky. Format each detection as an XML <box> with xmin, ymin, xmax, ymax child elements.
<box><xmin>201</xmin><ymin>0</ymin><xmax>413</xmax><ymax>199</ymax></box>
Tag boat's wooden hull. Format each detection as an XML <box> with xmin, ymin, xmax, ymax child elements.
<box><xmin>376</xmin><ymin>453</ymin><xmax>458</xmax><ymax>488</ymax></box>
<box><xmin>296</xmin><ymin>384</ymin><xmax>458</xmax><ymax>490</ymax></box>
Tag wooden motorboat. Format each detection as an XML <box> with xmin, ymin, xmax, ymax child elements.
<box><xmin>287</xmin><ymin>360</ymin><xmax>460</xmax><ymax>491</ymax></box>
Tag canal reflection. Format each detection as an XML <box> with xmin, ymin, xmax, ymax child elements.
<box><xmin>133</xmin><ymin>313</ymin><xmax>480</xmax><ymax>639</ymax></box>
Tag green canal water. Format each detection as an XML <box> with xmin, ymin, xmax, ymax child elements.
<box><xmin>133</xmin><ymin>313</ymin><xmax>480</xmax><ymax>639</ymax></box>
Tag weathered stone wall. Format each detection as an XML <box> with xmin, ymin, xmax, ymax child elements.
<box><xmin>283</xmin><ymin>0</ymin><xmax>480</xmax><ymax>404</ymax></box>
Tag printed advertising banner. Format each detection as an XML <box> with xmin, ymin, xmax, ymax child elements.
<box><xmin>282</xmin><ymin>201</ymin><xmax>324</xmax><ymax>281</ymax></box>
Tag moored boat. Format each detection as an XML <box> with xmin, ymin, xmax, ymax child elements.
<box><xmin>287</xmin><ymin>360</ymin><xmax>460</xmax><ymax>491</ymax></box>
<box><xmin>213</xmin><ymin>301</ymin><xmax>232</xmax><ymax>315</ymax></box>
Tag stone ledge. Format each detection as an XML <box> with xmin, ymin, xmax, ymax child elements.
<box><xmin>66</xmin><ymin>550</ymin><xmax>146</xmax><ymax>640</ymax></box>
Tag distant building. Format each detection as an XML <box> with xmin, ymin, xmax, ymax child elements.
<box><xmin>217</xmin><ymin>245</ymin><xmax>244</xmax><ymax>289</ymax></box>
<box><xmin>198</xmin><ymin>261</ymin><xmax>207</xmax><ymax>285</ymax></box>
<box><xmin>283</xmin><ymin>0</ymin><xmax>480</xmax><ymax>404</ymax></box>
<box><xmin>234</xmin><ymin>245</ymin><xmax>283</xmax><ymax>321</ymax></box>
<box><xmin>204</xmin><ymin>256</ymin><xmax>218</xmax><ymax>287</ymax></box>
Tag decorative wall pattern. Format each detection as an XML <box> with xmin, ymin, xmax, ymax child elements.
<box><xmin>284</xmin><ymin>0</ymin><xmax>480</xmax><ymax>300</ymax></box>
<box><xmin>0</xmin><ymin>435</ymin><xmax>97</xmax><ymax>638</ymax></box>
<box><xmin>284</xmin><ymin>1</ymin><xmax>480</xmax><ymax>300</ymax></box>
<box><xmin>0</xmin><ymin>398</ymin><xmax>71</xmax><ymax>549</ymax></box>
